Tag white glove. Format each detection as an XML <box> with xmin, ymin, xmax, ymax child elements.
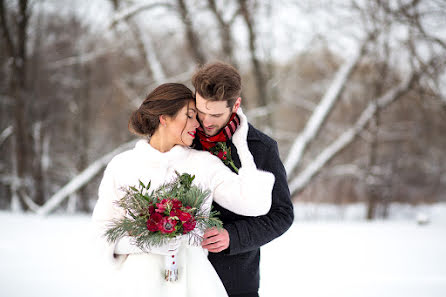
<box><xmin>232</xmin><ymin>108</ymin><xmax>256</xmax><ymax>170</ymax></box>
<box><xmin>114</xmin><ymin>236</ymin><xmax>182</xmax><ymax>256</ymax></box>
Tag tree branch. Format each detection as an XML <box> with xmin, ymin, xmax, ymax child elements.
<box><xmin>109</xmin><ymin>2</ymin><xmax>173</xmax><ymax>28</ymax></box>
<box><xmin>0</xmin><ymin>125</ymin><xmax>13</xmax><ymax>147</ymax></box>
<box><xmin>176</xmin><ymin>0</ymin><xmax>206</xmax><ymax>64</ymax></box>
<box><xmin>36</xmin><ymin>140</ymin><xmax>138</xmax><ymax>216</ymax></box>
<box><xmin>284</xmin><ymin>39</ymin><xmax>368</xmax><ymax>176</ymax></box>
<box><xmin>288</xmin><ymin>71</ymin><xmax>416</xmax><ymax>196</ymax></box>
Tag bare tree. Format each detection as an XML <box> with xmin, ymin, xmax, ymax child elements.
<box><xmin>288</xmin><ymin>71</ymin><xmax>417</xmax><ymax>195</ymax></box>
<box><xmin>0</xmin><ymin>0</ymin><xmax>31</xmax><ymax>211</ymax></box>
<box><xmin>238</xmin><ymin>0</ymin><xmax>267</xmax><ymax>107</ymax></box>
<box><xmin>207</xmin><ymin>0</ymin><xmax>239</xmax><ymax>66</ymax></box>
<box><xmin>176</xmin><ymin>0</ymin><xmax>206</xmax><ymax>64</ymax></box>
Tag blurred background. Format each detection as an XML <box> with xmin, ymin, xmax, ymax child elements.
<box><xmin>1</xmin><ymin>1</ymin><xmax>446</xmax><ymax>297</ymax></box>
<box><xmin>1</xmin><ymin>0</ymin><xmax>445</xmax><ymax>218</ymax></box>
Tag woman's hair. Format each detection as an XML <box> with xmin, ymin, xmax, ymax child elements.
<box><xmin>129</xmin><ymin>83</ymin><xmax>194</xmax><ymax>136</ymax></box>
<box><xmin>192</xmin><ymin>61</ymin><xmax>241</xmax><ymax>108</ymax></box>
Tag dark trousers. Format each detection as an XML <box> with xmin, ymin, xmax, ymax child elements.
<box><xmin>230</xmin><ymin>293</ymin><xmax>259</xmax><ymax>297</ymax></box>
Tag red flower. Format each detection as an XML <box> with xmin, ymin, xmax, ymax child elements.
<box><xmin>217</xmin><ymin>151</ymin><xmax>224</xmax><ymax>159</ymax></box>
<box><xmin>171</xmin><ymin>199</ymin><xmax>182</xmax><ymax>209</ymax></box>
<box><xmin>148</xmin><ymin>205</ymin><xmax>155</xmax><ymax>214</ymax></box>
<box><xmin>156</xmin><ymin>199</ymin><xmax>172</xmax><ymax>213</ymax></box>
<box><xmin>159</xmin><ymin>217</ymin><xmax>177</xmax><ymax>234</ymax></box>
<box><xmin>147</xmin><ymin>213</ymin><xmax>163</xmax><ymax>232</ymax></box>
<box><xmin>182</xmin><ymin>218</ymin><xmax>197</xmax><ymax>234</ymax></box>
<box><xmin>176</xmin><ymin>210</ymin><xmax>192</xmax><ymax>222</ymax></box>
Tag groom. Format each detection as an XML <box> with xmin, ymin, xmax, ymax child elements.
<box><xmin>192</xmin><ymin>62</ymin><xmax>294</xmax><ymax>297</ymax></box>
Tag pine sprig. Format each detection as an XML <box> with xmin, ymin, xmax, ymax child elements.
<box><xmin>104</xmin><ymin>172</ymin><xmax>222</xmax><ymax>250</ymax></box>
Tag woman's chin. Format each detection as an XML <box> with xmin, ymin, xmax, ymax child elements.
<box><xmin>180</xmin><ymin>138</ymin><xmax>193</xmax><ymax>147</ymax></box>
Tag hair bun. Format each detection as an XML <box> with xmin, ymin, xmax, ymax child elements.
<box><xmin>129</xmin><ymin>109</ymin><xmax>157</xmax><ymax>136</ymax></box>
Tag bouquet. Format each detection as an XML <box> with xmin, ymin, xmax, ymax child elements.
<box><xmin>104</xmin><ymin>171</ymin><xmax>222</xmax><ymax>281</ymax></box>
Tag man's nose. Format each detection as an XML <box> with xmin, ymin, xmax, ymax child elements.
<box><xmin>193</xmin><ymin>117</ymin><xmax>200</xmax><ymax>128</ymax></box>
<box><xmin>201</xmin><ymin>115</ymin><xmax>211</xmax><ymax>127</ymax></box>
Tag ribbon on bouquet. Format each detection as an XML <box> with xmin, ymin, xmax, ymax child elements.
<box><xmin>164</xmin><ymin>253</ymin><xmax>179</xmax><ymax>281</ymax></box>
<box><xmin>163</xmin><ymin>236</ymin><xmax>182</xmax><ymax>282</ymax></box>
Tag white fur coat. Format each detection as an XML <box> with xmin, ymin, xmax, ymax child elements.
<box><xmin>91</xmin><ymin>108</ymin><xmax>274</xmax><ymax>297</ymax></box>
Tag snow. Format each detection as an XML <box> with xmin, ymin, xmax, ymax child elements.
<box><xmin>1</xmin><ymin>205</ymin><xmax>446</xmax><ymax>297</ymax></box>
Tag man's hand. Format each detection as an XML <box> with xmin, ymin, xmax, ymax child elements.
<box><xmin>201</xmin><ymin>227</ymin><xmax>230</xmax><ymax>253</ymax></box>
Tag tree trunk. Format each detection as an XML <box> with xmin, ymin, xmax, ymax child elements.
<box><xmin>207</xmin><ymin>0</ymin><xmax>237</xmax><ymax>67</ymax></box>
<box><xmin>76</xmin><ymin>62</ymin><xmax>91</xmax><ymax>213</ymax></box>
<box><xmin>0</xmin><ymin>0</ymin><xmax>31</xmax><ymax>210</ymax></box>
<box><xmin>239</xmin><ymin>0</ymin><xmax>267</xmax><ymax>107</ymax></box>
<box><xmin>177</xmin><ymin>0</ymin><xmax>206</xmax><ymax>64</ymax></box>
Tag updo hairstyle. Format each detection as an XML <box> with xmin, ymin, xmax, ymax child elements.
<box><xmin>129</xmin><ymin>83</ymin><xmax>194</xmax><ymax>137</ymax></box>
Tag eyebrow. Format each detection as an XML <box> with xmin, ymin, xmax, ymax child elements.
<box><xmin>188</xmin><ymin>107</ymin><xmax>197</xmax><ymax>113</ymax></box>
<box><xmin>195</xmin><ymin>106</ymin><xmax>223</xmax><ymax>116</ymax></box>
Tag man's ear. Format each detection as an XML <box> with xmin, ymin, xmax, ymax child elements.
<box><xmin>232</xmin><ymin>97</ymin><xmax>242</xmax><ymax>113</ymax></box>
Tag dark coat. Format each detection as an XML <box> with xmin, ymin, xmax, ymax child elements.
<box><xmin>194</xmin><ymin>123</ymin><xmax>294</xmax><ymax>295</ymax></box>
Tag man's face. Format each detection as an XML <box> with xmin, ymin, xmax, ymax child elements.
<box><xmin>195</xmin><ymin>92</ymin><xmax>239</xmax><ymax>136</ymax></box>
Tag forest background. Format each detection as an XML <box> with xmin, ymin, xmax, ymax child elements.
<box><xmin>1</xmin><ymin>0</ymin><xmax>445</xmax><ymax>219</ymax></box>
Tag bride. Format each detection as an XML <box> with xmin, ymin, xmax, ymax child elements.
<box><xmin>92</xmin><ymin>83</ymin><xmax>274</xmax><ymax>297</ymax></box>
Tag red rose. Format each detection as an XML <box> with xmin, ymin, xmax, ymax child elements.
<box><xmin>147</xmin><ymin>213</ymin><xmax>163</xmax><ymax>232</ymax></box>
<box><xmin>148</xmin><ymin>205</ymin><xmax>155</xmax><ymax>214</ymax></box>
<box><xmin>158</xmin><ymin>217</ymin><xmax>177</xmax><ymax>234</ymax></box>
<box><xmin>171</xmin><ymin>199</ymin><xmax>182</xmax><ymax>209</ymax></box>
<box><xmin>156</xmin><ymin>199</ymin><xmax>172</xmax><ymax>213</ymax></box>
<box><xmin>182</xmin><ymin>218</ymin><xmax>197</xmax><ymax>234</ymax></box>
<box><xmin>176</xmin><ymin>210</ymin><xmax>192</xmax><ymax>222</ymax></box>
<box><xmin>217</xmin><ymin>151</ymin><xmax>224</xmax><ymax>159</ymax></box>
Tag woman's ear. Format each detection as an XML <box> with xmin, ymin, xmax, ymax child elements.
<box><xmin>159</xmin><ymin>115</ymin><xmax>168</xmax><ymax>127</ymax></box>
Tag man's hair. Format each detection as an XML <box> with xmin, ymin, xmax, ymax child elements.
<box><xmin>192</xmin><ymin>62</ymin><xmax>241</xmax><ymax>108</ymax></box>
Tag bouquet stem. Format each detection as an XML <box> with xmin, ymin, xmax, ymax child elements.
<box><xmin>164</xmin><ymin>253</ymin><xmax>179</xmax><ymax>282</ymax></box>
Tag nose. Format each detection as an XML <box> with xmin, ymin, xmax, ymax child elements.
<box><xmin>201</xmin><ymin>115</ymin><xmax>211</xmax><ymax>127</ymax></box>
<box><xmin>193</xmin><ymin>116</ymin><xmax>200</xmax><ymax>129</ymax></box>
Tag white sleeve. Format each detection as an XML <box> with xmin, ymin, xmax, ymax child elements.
<box><xmin>204</xmin><ymin>108</ymin><xmax>274</xmax><ymax>216</ymax></box>
<box><xmin>91</xmin><ymin>163</ymin><xmax>128</xmax><ymax>267</ymax></box>
<box><xmin>114</xmin><ymin>236</ymin><xmax>144</xmax><ymax>254</ymax></box>
<box><xmin>206</xmin><ymin>156</ymin><xmax>274</xmax><ymax>217</ymax></box>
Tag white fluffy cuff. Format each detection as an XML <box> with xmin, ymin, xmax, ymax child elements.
<box><xmin>238</xmin><ymin>167</ymin><xmax>275</xmax><ymax>216</ymax></box>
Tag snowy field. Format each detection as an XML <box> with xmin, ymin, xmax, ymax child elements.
<box><xmin>1</xmin><ymin>204</ymin><xmax>445</xmax><ymax>297</ymax></box>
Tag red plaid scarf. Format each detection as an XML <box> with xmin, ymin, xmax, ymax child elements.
<box><xmin>196</xmin><ymin>113</ymin><xmax>240</xmax><ymax>151</ymax></box>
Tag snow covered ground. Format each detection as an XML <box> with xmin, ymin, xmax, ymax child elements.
<box><xmin>1</xmin><ymin>204</ymin><xmax>445</xmax><ymax>297</ymax></box>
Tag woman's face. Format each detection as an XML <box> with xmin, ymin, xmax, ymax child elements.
<box><xmin>165</xmin><ymin>101</ymin><xmax>200</xmax><ymax>147</ymax></box>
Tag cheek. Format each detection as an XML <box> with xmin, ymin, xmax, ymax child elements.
<box><xmin>216</xmin><ymin>117</ymin><xmax>226</xmax><ymax>127</ymax></box>
<box><xmin>197</xmin><ymin>114</ymin><xmax>206</xmax><ymax>123</ymax></box>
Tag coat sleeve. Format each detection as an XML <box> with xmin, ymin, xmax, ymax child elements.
<box><xmin>91</xmin><ymin>162</ymin><xmax>128</xmax><ymax>267</ymax></box>
<box><xmin>199</xmin><ymin>152</ymin><xmax>275</xmax><ymax>217</ymax></box>
<box><xmin>224</xmin><ymin>142</ymin><xmax>294</xmax><ymax>255</ymax></box>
